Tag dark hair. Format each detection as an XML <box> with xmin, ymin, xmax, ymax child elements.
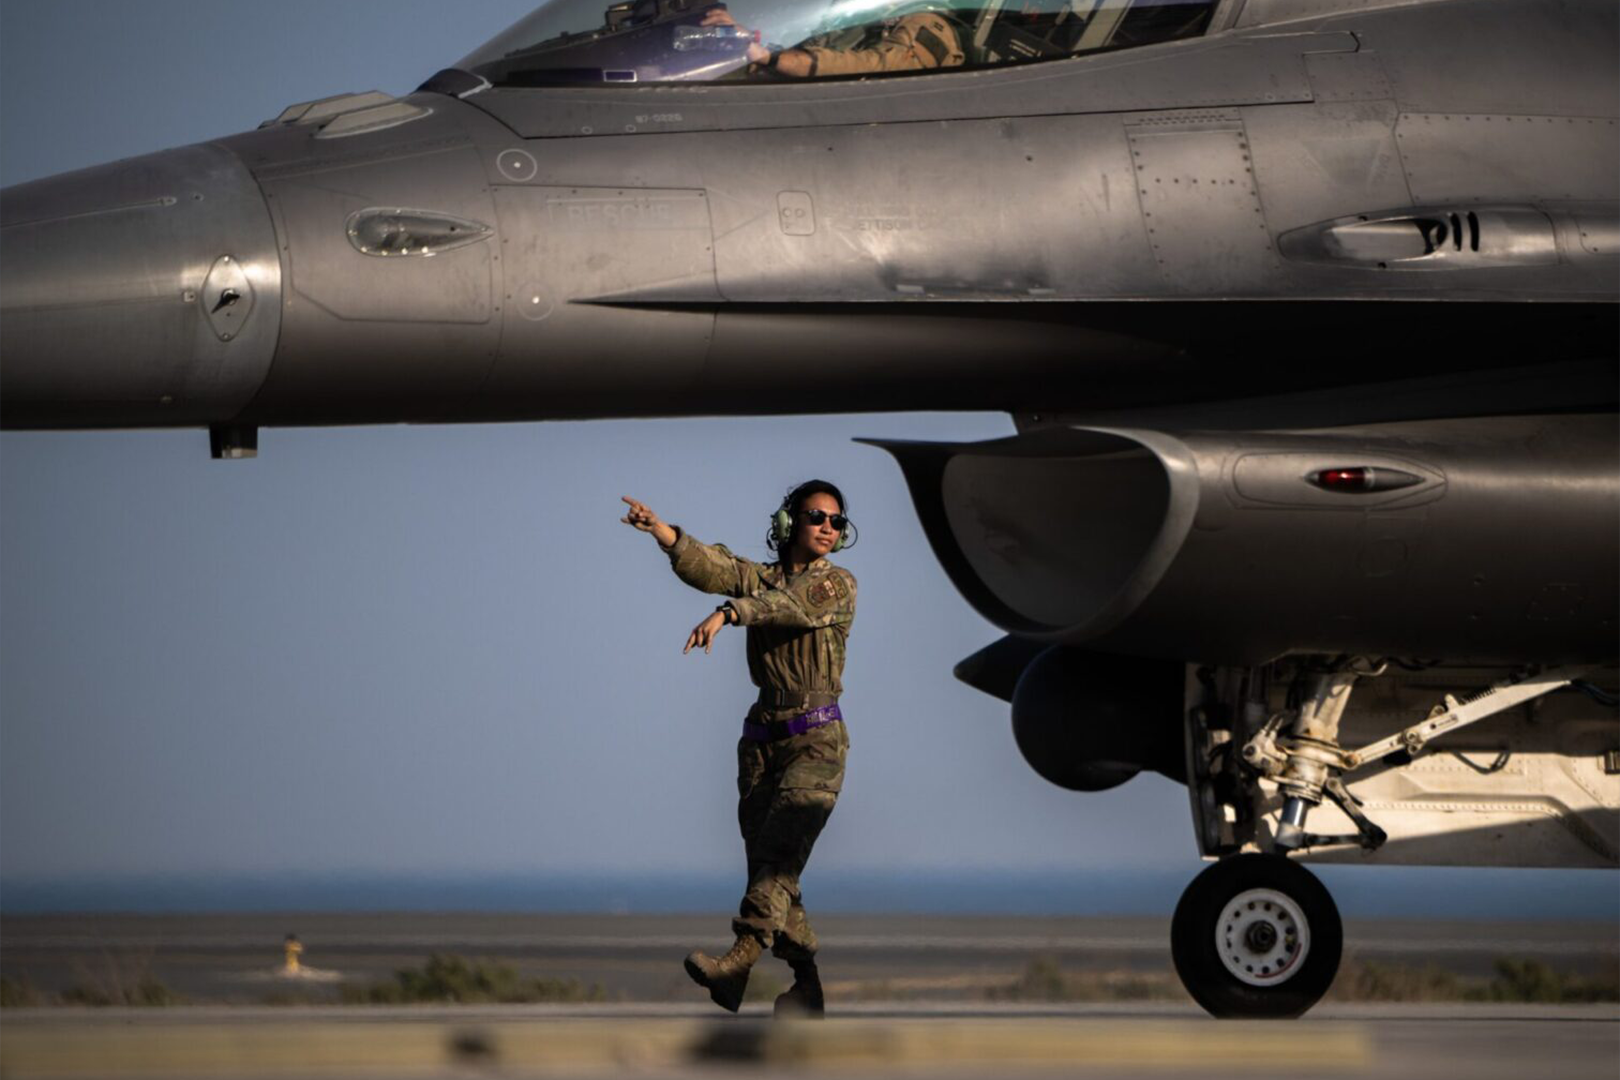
<box><xmin>766</xmin><ymin>479</ymin><xmax>848</xmax><ymax>554</ymax></box>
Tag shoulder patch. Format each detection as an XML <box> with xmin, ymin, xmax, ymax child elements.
<box><xmin>806</xmin><ymin>571</ymin><xmax>850</xmax><ymax>608</ymax></box>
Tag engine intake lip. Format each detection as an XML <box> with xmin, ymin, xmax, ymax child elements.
<box><xmin>868</xmin><ymin>426</ymin><xmax>1201</xmax><ymax>642</ymax></box>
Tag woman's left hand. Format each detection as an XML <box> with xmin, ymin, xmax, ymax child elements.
<box><xmin>684</xmin><ymin>610</ymin><xmax>728</xmax><ymax>654</ymax></box>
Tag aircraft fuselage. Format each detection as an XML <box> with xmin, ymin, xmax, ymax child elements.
<box><xmin>2</xmin><ymin>0</ymin><xmax>1615</xmax><ymax>434</ymax></box>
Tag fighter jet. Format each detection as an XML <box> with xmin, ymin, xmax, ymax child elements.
<box><xmin>2</xmin><ymin>0</ymin><xmax>1616</xmax><ymax>1018</ymax></box>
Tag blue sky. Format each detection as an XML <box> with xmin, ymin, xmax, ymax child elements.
<box><xmin>1</xmin><ymin>1</ymin><xmax>1612</xmax><ymax>919</ymax></box>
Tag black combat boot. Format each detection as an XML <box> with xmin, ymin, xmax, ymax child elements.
<box><xmin>684</xmin><ymin>936</ymin><xmax>762</xmax><ymax>1013</ymax></box>
<box><xmin>773</xmin><ymin>956</ymin><xmax>825</xmax><ymax>1018</ymax></box>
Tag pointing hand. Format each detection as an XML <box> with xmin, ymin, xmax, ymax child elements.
<box><xmin>684</xmin><ymin>610</ymin><xmax>728</xmax><ymax>655</ymax></box>
<box><xmin>622</xmin><ymin>496</ymin><xmax>678</xmax><ymax>549</ymax></box>
<box><xmin>620</xmin><ymin>496</ymin><xmax>661</xmax><ymax>532</ymax></box>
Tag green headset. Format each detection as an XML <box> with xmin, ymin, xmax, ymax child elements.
<box><xmin>770</xmin><ymin>480</ymin><xmax>856</xmax><ymax>553</ymax></box>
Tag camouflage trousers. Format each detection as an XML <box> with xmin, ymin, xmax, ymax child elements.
<box><xmin>732</xmin><ymin>719</ymin><xmax>848</xmax><ymax>956</ymax></box>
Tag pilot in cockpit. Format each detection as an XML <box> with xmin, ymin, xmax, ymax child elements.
<box><xmin>457</xmin><ymin>0</ymin><xmax>1218</xmax><ymax>88</ymax></box>
<box><xmin>701</xmin><ymin>3</ymin><xmax>965</xmax><ymax>77</ymax></box>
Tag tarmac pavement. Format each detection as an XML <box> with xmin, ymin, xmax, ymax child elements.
<box><xmin>3</xmin><ymin>1002</ymin><xmax>1616</xmax><ymax>1080</ymax></box>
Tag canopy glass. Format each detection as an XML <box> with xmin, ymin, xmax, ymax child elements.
<box><xmin>458</xmin><ymin>0</ymin><xmax>1217</xmax><ymax>86</ymax></box>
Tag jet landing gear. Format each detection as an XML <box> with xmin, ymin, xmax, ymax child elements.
<box><xmin>1173</xmin><ymin>660</ymin><xmax>1593</xmax><ymax>1018</ymax></box>
<box><xmin>1170</xmin><ymin>854</ymin><xmax>1342</xmax><ymax>1018</ymax></box>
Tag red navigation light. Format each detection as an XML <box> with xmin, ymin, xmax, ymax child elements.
<box><xmin>1315</xmin><ymin>467</ymin><xmax>1369</xmax><ymax>491</ymax></box>
<box><xmin>1307</xmin><ymin>466</ymin><xmax>1425</xmax><ymax>494</ymax></box>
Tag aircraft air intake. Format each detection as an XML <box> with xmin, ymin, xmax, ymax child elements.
<box><xmin>868</xmin><ymin>415</ymin><xmax>1619</xmax><ymax>666</ymax></box>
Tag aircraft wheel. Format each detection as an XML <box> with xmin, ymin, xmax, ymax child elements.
<box><xmin>1170</xmin><ymin>853</ymin><xmax>1341</xmax><ymax>1018</ymax></box>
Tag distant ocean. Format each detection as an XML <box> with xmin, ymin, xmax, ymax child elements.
<box><xmin>3</xmin><ymin>867</ymin><xmax>1615</xmax><ymax>920</ymax></box>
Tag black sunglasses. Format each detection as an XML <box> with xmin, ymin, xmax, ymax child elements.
<box><xmin>800</xmin><ymin>509</ymin><xmax>849</xmax><ymax>530</ymax></box>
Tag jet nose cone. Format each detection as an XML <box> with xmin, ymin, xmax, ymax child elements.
<box><xmin>0</xmin><ymin>143</ymin><xmax>282</xmax><ymax>429</ymax></box>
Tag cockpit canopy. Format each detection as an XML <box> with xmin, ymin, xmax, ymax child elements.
<box><xmin>458</xmin><ymin>0</ymin><xmax>1217</xmax><ymax>86</ymax></box>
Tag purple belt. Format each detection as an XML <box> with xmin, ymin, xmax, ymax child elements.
<box><xmin>743</xmin><ymin>703</ymin><xmax>843</xmax><ymax>742</ymax></box>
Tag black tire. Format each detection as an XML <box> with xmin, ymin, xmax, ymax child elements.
<box><xmin>1170</xmin><ymin>853</ymin><xmax>1342</xmax><ymax>1019</ymax></box>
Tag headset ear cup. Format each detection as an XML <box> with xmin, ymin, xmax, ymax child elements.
<box><xmin>772</xmin><ymin>508</ymin><xmax>793</xmax><ymax>543</ymax></box>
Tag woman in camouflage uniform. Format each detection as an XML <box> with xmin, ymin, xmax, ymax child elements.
<box><xmin>621</xmin><ymin>481</ymin><xmax>858</xmax><ymax>1016</ymax></box>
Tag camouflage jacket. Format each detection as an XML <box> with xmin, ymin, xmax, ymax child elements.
<box><xmin>800</xmin><ymin>13</ymin><xmax>965</xmax><ymax>76</ymax></box>
<box><xmin>667</xmin><ymin>529</ymin><xmax>856</xmax><ymax>719</ymax></box>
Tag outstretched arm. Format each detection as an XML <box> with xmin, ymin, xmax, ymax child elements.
<box><xmin>621</xmin><ymin>495</ymin><xmax>760</xmax><ymax>597</ymax></box>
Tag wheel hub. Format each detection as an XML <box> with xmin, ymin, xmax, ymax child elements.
<box><xmin>1216</xmin><ymin>887</ymin><xmax>1311</xmax><ymax>987</ymax></box>
<box><xmin>1244</xmin><ymin>921</ymin><xmax>1278</xmax><ymax>952</ymax></box>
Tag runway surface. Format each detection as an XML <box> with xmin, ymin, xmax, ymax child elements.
<box><xmin>3</xmin><ymin>1001</ymin><xmax>1617</xmax><ymax>1079</ymax></box>
<box><xmin>4</xmin><ymin>914</ymin><xmax>1615</xmax><ymax>1078</ymax></box>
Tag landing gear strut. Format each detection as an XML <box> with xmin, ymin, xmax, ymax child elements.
<box><xmin>1170</xmin><ymin>853</ymin><xmax>1342</xmax><ymax>1018</ymax></box>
